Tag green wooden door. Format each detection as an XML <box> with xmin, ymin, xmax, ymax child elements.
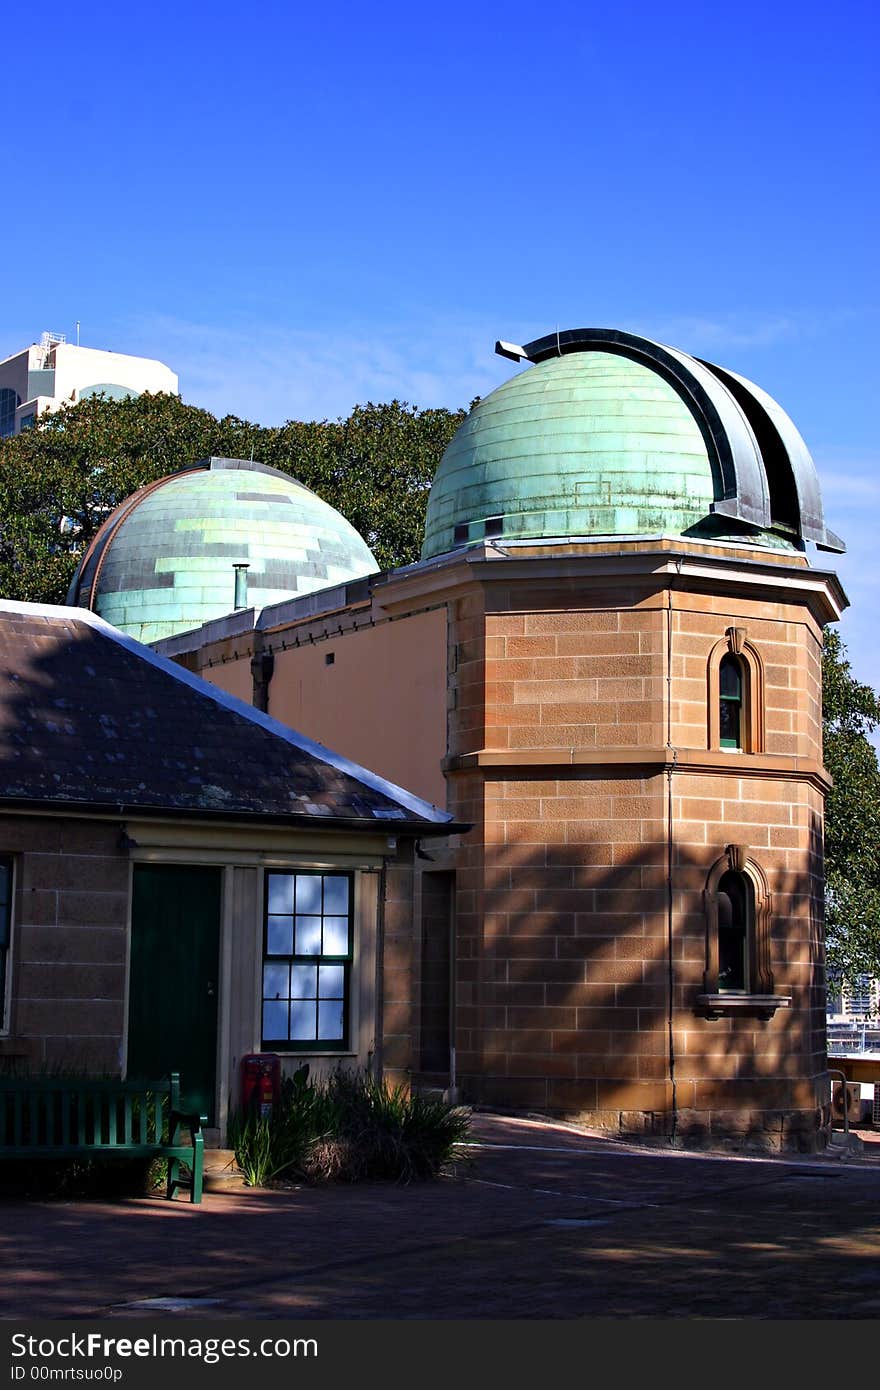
<box><xmin>127</xmin><ymin>865</ymin><xmax>221</xmax><ymax>1123</ymax></box>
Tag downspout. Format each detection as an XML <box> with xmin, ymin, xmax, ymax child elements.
<box><xmin>666</xmin><ymin>571</ymin><xmax>680</xmax><ymax>1143</ymax></box>
<box><xmin>250</xmin><ymin>631</ymin><xmax>275</xmax><ymax>714</ymax></box>
<box><xmin>372</xmin><ymin>859</ymin><xmax>386</xmax><ymax>1082</ymax></box>
<box><xmin>447</xmin><ymin>880</ymin><xmax>458</xmax><ymax>1103</ymax></box>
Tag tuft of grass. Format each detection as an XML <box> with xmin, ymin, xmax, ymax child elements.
<box><xmin>227</xmin><ymin>1066</ymin><xmax>470</xmax><ymax>1187</ymax></box>
<box><xmin>312</xmin><ymin>1070</ymin><xmax>471</xmax><ymax>1183</ymax></box>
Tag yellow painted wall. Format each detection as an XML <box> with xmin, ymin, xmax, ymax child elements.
<box><xmin>202</xmin><ymin>658</ymin><xmax>252</xmax><ymax>704</ymax></box>
<box><xmin>269</xmin><ymin>608</ymin><xmax>448</xmax><ymax>808</ymax></box>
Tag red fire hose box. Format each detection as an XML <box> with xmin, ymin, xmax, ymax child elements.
<box><xmin>240</xmin><ymin>1053</ymin><xmax>281</xmax><ymax>1117</ymax></box>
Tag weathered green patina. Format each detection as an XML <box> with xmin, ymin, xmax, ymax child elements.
<box><xmin>422</xmin><ymin>351</ymin><xmax>797</xmax><ymax>559</ymax></box>
<box><xmin>71</xmin><ymin>460</ymin><xmax>378</xmax><ymax>643</ymax></box>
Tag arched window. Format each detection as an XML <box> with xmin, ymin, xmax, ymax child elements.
<box><xmin>698</xmin><ymin>846</ymin><xmax>789</xmax><ymax>1018</ymax></box>
<box><xmin>719</xmin><ymin>655</ymin><xmax>744</xmax><ymax>749</ymax></box>
<box><xmin>716</xmin><ymin>868</ymin><xmax>751</xmax><ymax>990</ymax></box>
<box><xmin>707</xmin><ymin>629</ymin><xmax>765</xmax><ymax>754</ymax></box>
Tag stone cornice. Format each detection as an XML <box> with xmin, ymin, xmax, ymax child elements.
<box><xmin>443</xmin><ymin>747</ymin><xmax>831</xmax><ymax>793</ymax></box>
<box><xmin>376</xmin><ymin>542</ymin><xmax>847</xmax><ymax>624</ymax></box>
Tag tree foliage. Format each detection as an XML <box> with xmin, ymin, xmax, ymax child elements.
<box><xmin>0</xmin><ymin>391</ymin><xmax>468</xmax><ymax>603</ymax></box>
<box><xmin>821</xmin><ymin>628</ymin><xmax>880</xmax><ymax>985</ymax></box>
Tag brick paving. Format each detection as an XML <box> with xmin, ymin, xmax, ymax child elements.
<box><xmin>1</xmin><ymin>1113</ymin><xmax>878</xmax><ymax>1321</ymax></box>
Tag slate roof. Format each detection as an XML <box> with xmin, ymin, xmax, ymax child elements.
<box><xmin>0</xmin><ymin>602</ymin><xmax>458</xmax><ymax>831</ymax></box>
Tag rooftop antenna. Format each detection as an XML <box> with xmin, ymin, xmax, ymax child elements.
<box><xmin>75</xmin><ymin>321</ymin><xmax>80</xmax><ymax>347</ymax></box>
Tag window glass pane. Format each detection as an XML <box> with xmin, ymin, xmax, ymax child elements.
<box><xmin>323</xmin><ymin>876</ymin><xmax>349</xmax><ymax>915</ymax></box>
<box><xmin>718</xmin><ymin>872</ymin><xmax>748</xmax><ymax>991</ymax></box>
<box><xmin>295</xmin><ymin>875</ymin><xmax>322</xmax><ymax>914</ymax></box>
<box><xmin>718</xmin><ymin>925</ymin><xmax>747</xmax><ymax>991</ymax></box>
<box><xmin>719</xmin><ymin>701</ymin><xmax>740</xmax><ymax>747</ymax></box>
<box><xmin>323</xmin><ymin>916</ymin><xmax>350</xmax><ymax>955</ymax></box>
<box><xmin>318</xmin><ymin>999</ymin><xmax>345</xmax><ymax>1041</ymax></box>
<box><xmin>263</xmin><ymin>1000</ymin><xmax>289</xmax><ymax>1039</ymax></box>
<box><xmin>267</xmin><ymin>875</ymin><xmax>294</xmax><ymax>914</ymax></box>
<box><xmin>291</xmin><ymin>963</ymin><xmax>318</xmax><ymax>998</ymax></box>
<box><xmin>0</xmin><ymin>388</ymin><xmax>19</xmax><ymax>438</ymax></box>
<box><xmin>267</xmin><ymin>916</ymin><xmax>293</xmax><ymax>955</ymax></box>
<box><xmin>319</xmin><ymin>964</ymin><xmax>345</xmax><ymax>998</ymax></box>
<box><xmin>263</xmin><ymin>962</ymin><xmax>289</xmax><ymax>1000</ymax></box>
<box><xmin>290</xmin><ymin>1000</ymin><xmax>317</xmax><ymax>1041</ymax></box>
<box><xmin>263</xmin><ymin>870</ymin><xmax>352</xmax><ymax>1048</ymax></box>
<box><xmin>720</xmin><ymin>657</ymin><xmax>742</xmax><ymax>699</ymax></box>
<box><xmin>295</xmin><ymin>917</ymin><xmax>322</xmax><ymax>955</ymax></box>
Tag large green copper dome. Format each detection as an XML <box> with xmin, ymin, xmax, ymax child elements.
<box><xmin>68</xmin><ymin>459</ymin><xmax>378</xmax><ymax>643</ymax></box>
<box><xmin>421</xmin><ymin>328</ymin><xmax>843</xmax><ymax>560</ymax></box>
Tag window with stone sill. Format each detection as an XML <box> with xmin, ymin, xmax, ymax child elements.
<box><xmin>707</xmin><ymin>628</ymin><xmax>765</xmax><ymax>754</ymax></box>
<box><xmin>261</xmin><ymin>870</ymin><xmax>353</xmax><ymax>1051</ymax></box>
<box><xmin>697</xmin><ymin>846</ymin><xmax>790</xmax><ymax>1019</ymax></box>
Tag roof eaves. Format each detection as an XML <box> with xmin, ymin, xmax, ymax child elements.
<box><xmin>0</xmin><ymin>793</ymin><xmax>471</xmax><ymax>837</ymax></box>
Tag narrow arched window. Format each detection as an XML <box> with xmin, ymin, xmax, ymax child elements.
<box><xmin>716</xmin><ymin>869</ymin><xmax>751</xmax><ymax>992</ymax></box>
<box><xmin>707</xmin><ymin>633</ymin><xmax>764</xmax><ymax>754</ymax></box>
<box><xmin>699</xmin><ymin>848</ymin><xmax>786</xmax><ymax>1016</ymax></box>
<box><xmin>719</xmin><ymin>654</ymin><xmax>743</xmax><ymax>749</ymax></box>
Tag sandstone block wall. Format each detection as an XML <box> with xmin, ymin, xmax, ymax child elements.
<box><xmin>443</xmin><ymin>557</ymin><xmax>831</xmax><ymax>1149</ymax></box>
<box><xmin>0</xmin><ymin>817</ymin><xmax>128</xmax><ymax>1073</ymax></box>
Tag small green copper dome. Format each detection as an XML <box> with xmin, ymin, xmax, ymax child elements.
<box><xmin>421</xmin><ymin>329</ymin><xmax>843</xmax><ymax>560</ymax></box>
<box><xmin>68</xmin><ymin>459</ymin><xmax>377</xmax><ymax>643</ymax></box>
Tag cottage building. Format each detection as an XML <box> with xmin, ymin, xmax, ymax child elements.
<box><xmin>0</xmin><ymin>601</ymin><xmax>459</xmax><ymax>1139</ymax></box>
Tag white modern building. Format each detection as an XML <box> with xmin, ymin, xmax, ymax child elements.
<box><xmin>0</xmin><ymin>333</ymin><xmax>178</xmax><ymax>436</ymax></box>
<box><xmin>827</xmin><ymin>974</ymin><xmax>880</xmax><ymax>1052</ymax></box>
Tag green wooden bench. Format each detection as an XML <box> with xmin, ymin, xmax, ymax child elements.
<box><xmin>0</xmin><ymin>1072</ymin><xmax>204</xmax><ymax>1203</ymax></box>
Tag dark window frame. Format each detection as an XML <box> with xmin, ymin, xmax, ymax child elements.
<box><xmin>719</xmin><ymin>653</ymin><xmax>744</xmax><ymax>750</ymax></box>
<box><xmin>261</xmin><ymin>869</ymin><xmax>354</xmax><ymax>1052</ymax></box>
<box><xmin>0</xmin><ymin>856</ymin><xmax>12</xmax><ymax>1030</ymax></box>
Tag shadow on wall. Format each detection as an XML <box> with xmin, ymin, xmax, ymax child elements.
<box><xmin>413</xmin><ymin>771</ymin><xmax>829</xmax><ymax>1154</ymax></box>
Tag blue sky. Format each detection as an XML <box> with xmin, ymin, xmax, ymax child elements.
<box><xmin>1</xmin><ymin>0</ymin><xmax>877</xmax><ymax>689</ymax></box>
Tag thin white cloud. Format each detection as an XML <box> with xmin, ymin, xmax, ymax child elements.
<box><xmin>639</xmin><ymin>314</ymin><xmax>805</xmax><ymax>352</ymax></box>
<box><xmin>812</xmin><ymin>467</ymin><xmax>880</xmax><ymax>504</ymax></box>
<box><xmin>116</xmin><ymin>313</ymin><xmax>518</xmax><ymax>424</ymax></box>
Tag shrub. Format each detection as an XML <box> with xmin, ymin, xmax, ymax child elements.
<box><xmin>227</xmin><ymin>1066</ymin><xmax>470</xmax><ymax>1187</ymax></box>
